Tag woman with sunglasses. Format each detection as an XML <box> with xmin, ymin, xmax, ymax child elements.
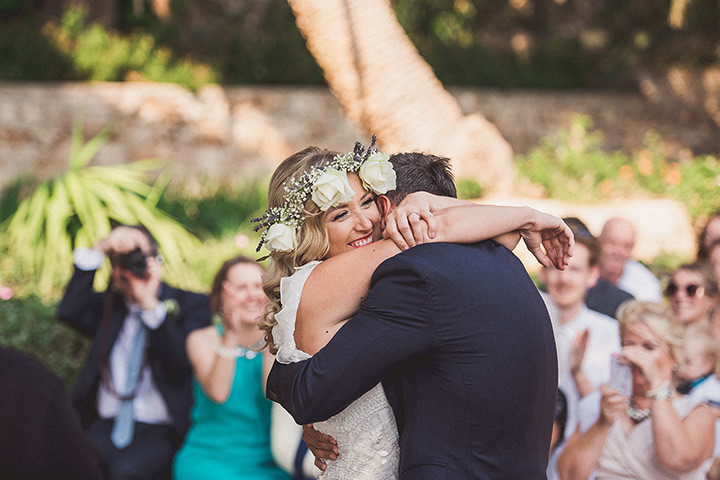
<box><xmin>665</xmin><ymin>262</ymin><xmax>718</xmax><ymax>328</ymax></box>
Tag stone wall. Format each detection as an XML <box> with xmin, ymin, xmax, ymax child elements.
<box><xmin>0</xmin><ymin>81</ymin><xmax>714</xmax><ymax>263</ymax></box>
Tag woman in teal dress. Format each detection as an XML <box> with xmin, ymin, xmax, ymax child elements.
<box><xmin>173</xmin><ymin>256</ymin><xmax>290</xmax><ymax>480</ymax></box>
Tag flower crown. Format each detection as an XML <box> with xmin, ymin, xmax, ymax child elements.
<box><xmin>252</xmin><ymin>136</ymin><xmax>396</xmax><ymax>253</ymax></box>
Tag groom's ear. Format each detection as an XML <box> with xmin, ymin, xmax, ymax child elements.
<box><xmin>376</xmin><ymin>195</ymin><xmax>394</xmax><ymax>230</ymax></box>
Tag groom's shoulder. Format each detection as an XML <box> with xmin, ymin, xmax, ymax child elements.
<box><xmin>374</xmin><ymin>240</ymin><xmax>510</xmax><ymax>274</ymax></box>
<box><xmin>405</xmin><ymin>239</ymin><xmax>511</xmax><ymax>261</ymax></box>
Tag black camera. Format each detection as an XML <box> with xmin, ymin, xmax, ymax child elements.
<box><xmin>116</xmin><ymin>247</ymin><xmax>149</xmax><ymax>279</ymax></box>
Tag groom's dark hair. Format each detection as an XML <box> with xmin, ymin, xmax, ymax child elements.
<box><xmin>386</xmin><ymin>152</ymin><xmax>457</xmax><ymax>204</ymax></box>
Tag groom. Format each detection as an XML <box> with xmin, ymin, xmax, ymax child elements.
<box><xmin>266</xmin><ymin>152</ymin><xmax>560</xmax><ymax>479</ymax></box>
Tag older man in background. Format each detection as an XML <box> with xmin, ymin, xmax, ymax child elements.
<box><xmin>597</xmin><ymin>217</ymin><xmax>662</xmax><ymax>302</ymax></box>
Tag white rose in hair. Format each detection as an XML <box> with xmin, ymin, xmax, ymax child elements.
<box><xmin>311</xmin><ymin>167</ymin><xmax>354</xmax><ymax>211</ymax></box>
<box><xmin>360</xmin><ymin>152</ymin><xmax>396</xmax><ymax>194</ymax></box>
<box><xmin>265</xmin><ymin>223</ymin><xmax>296</xmax><ymax>252</ymax></box>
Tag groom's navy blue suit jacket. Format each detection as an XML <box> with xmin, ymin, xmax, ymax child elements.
<box><xmin>267</xmin><ymin>241</ymin><xmax>558</xmax><ymax>479</ymax></box>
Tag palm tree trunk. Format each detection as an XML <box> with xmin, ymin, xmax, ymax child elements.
<box><xmin>288</xmin><ymin>0</ymin><xmax>515</xmax><ymax>194</ymax></box>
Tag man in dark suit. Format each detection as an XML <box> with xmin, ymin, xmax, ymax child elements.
<box><xmin>0</xmin><ymin>346</ymin><xmax>103</xmax><ymax>480</ymax></box>
<box><xmin>562</xmin><ymin>217</ymin><xmax>634</xmax><ymax>319</ymax></box>
<box><xmin>267</xmin><ymin>153</ymin><xmax>560</xmax><ymax>479</ymax></box>
<box><xmin>58</xmin><ymin>224</ymin><xmax>211</xmax><ymax>480</ymax></box>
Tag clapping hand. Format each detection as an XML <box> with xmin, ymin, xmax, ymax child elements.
<box><xmin>569</xmin><ymin>329</ymin><xmax>589</xmax><ymax>376</ymax></box>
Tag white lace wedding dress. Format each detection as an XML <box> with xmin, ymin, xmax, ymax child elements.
<box><xmin>273</xmin><ymin>261</ymin><xmax>400</xmax><ymax>480</ymax></box>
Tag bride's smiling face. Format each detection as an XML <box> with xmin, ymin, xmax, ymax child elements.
<box><xmin>324</xmin><ymin>173</ymin><xmax>382</xmax><ymax>258</ymax></box>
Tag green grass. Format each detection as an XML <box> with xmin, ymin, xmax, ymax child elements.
<box><xmin>0</xmin><ymin>296</ymin><xmax>89</xmax><ymax>387</ymax></box>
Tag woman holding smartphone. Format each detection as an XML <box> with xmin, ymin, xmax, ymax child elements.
<box><xmin>557</xmin><ymin>301</ymin><xmax>716</xmax><ymax>480</ymax></box>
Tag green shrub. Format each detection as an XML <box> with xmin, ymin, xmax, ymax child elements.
<box><xmin>0</xmin><ymin>177</ymin><xmax>30</xmax><ymax>225</ymax></box>
<box><xmin>456</xmin><ymin>178</ymin><xmax>484</xmax><ymax>200</ymax></box>
<box><xmin>44</xmin><ymin>6</ymin><xmax>215</xmax><ymax>90</ymax></box>
<box><xmin>158</xmin><ymin>181</ymin><xmax>268</xmax><ymax>240</ymax></box>
<box><xmin>0</xmin><ymin>119</ymin><xmax>205</xmax><ymax>299</ymax></box>
<box><xmin>0</xmin><ymin>296</ymin><xmax>88</xmax><ymax>387</ymax></box>
<box><xmin>516</xmin><ymin>114</ymin><xmax>720</xmax><ymax>221</ymax></box>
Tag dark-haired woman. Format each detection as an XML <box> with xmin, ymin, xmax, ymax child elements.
<box><xmin>173</xmin><ymin>256</ymin><xmax>289</xmax><ymax>480</ymax></box>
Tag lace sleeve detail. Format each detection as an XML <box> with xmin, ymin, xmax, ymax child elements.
<box><xmin>273</xmin><ymin>260</ymin><xmax>321</xmax><ymax>364</ymax></box>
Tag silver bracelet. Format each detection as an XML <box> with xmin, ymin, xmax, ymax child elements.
<box><xmin>216</xmin><ymin>344</ymin><xmax>238</xmax><ymax>359</ymax></box>
<box><xmin>216</xmin><ymin>343</ymin><xmax>257</xmax><ymax>359</ymax></box>
<box><xmin>646</xmin><ymin>380</ymin><xmax>672</xmax><ymax>401</ymax></box>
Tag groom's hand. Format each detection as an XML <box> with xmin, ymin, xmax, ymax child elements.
<box><xmin>302</xmin><ymin>424</ymin><xmax>338</xmax><ymax>471</ymax></box>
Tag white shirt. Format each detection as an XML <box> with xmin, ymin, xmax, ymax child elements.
<box><xmin>74</xmin><ymin>247</ymin><xmax>172</xmax><ymax>425</ymax></box>
<box><xmin>542</xmin><ymin>293</ymin><xmax>621</xmax><ymax>480</ymax></box>
<box><xmin>618</xmin><ymin>259</ymin><xmax>663</xmax><ymax>302</ymax></box>
<box><xmin>540</xmin><ymin>292</ymin><xmax>621</xmax><ymax>439</ymax></box>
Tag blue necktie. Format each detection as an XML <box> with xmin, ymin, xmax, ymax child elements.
<box><xmin>111</xmin><ymin>316</ymin><xmax>147</xmax><ymax>449</ymax></box>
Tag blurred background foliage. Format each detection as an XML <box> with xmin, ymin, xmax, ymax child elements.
<box><xmin>2</xmin><ymin>112</ymin><xmax>717</xmax><ymax>386</ymax></box>
<box><xmin>517</xmin><ymin>114</ymin><xmax>720</xmax><ymax>220</ymax></box>
<box><xmin>0</xmin><ymin>0</ymin><xmax>717</xmax><ymax>89</ymax></box>
<box><xmin>0</xmin><ymin>119</ymin><xmax>209</xmax><ymax>298</ymax></box>
<box><xmin>1</xmin><ymin>0</ymin><xmax>718</xmax><ymax>385</ymax></box>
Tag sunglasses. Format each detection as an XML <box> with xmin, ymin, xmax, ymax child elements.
<box><xmin>665</xmin><ymin>282</ymin><xmax>705</xmax><ymax>298</ymax></box>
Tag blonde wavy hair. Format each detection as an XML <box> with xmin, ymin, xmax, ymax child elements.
<box><xmin>259</xmin><ymin>146</ymin><xmax>342</xmax><ymax>354</ymax></box>
<box><xmin>617</xmin><ymin>300</ymin><xmax>685</xmax><ymax>364</ymax></box>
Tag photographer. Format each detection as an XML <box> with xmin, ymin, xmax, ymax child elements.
<box><xmin>58</xmin><ymin>224</ymin><xmax>211</xmax><ymax>480</ymax></box>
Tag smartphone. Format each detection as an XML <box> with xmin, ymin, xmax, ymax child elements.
<box><xmin>609</xmin><ymin>353</ymin><xmax>632</xmax><ymax>397</ymax></box>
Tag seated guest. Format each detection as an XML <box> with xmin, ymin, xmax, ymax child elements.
<box><xmin>271</xmin><ymin>405</ymin><xmax>321</xmax><ymax>479</ymax></box>
<box><xmin>562</xmin><ymin>217</ymin><xmax>634</xmax><ymax>318</ymax></box>
<box><xmin>665</xmin><ymin>261</ymin><xmax>718</xmax><ymax>328</ymax></box>
<box><xmin>551</xmin><ymin>389</ymin><xmax>569</xmax><ymax>455</ymax></box>
<box><xmin>708</xmin><ymin>239</ymin><xmax>720</xmax><ymax>283</ymax></box>
<box><xmin>173</xmin><ymin>256</ymin><xmax>290</xmax><ymax>480</ymax></box>
<box><xmin>540</xmin><ymin>222</ymin><xmax>621</xmax><ymax>439</ymax></box>
<box><xmin>678</xmin><ymin>324</ymin><xmax>720</xmax><ymax>474</ymax></box>
<box><xmin>697</xmin><ymin>210</ymin><xmax>720</xmax><ymax>261</ymax></box>
<box><xmin>557</xmin><ymin>301</ymin><xmax>716</xmax><ymax>480</ymax></box>
<box><xmin>0</xmin><ymin>346</ymin><xmax>103</xmax><ymax>480</ymax></box>
<box><xmin>597</xmin><ymin>217</ymin><xmax>662</xmax><ymax>302</ymax></box>
<box><xmin>57</xmin><ymin>224</ymin><xmax>212</xmax><ymax>480</ymax></box>
<box><xmin>678</xmin><ymin>324</ymin><xmax>720</xmax><ymax>397</ymax></box>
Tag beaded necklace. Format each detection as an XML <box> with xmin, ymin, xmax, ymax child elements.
<box><xmin>627</xmin><ymin>401</ymin><xmax>651</xmax><ymax>424</ymax></box>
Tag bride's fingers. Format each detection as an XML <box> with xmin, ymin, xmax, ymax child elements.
<box><xmin>407</xmin><ymin>211</ymin><xmax>427</xmax><ymax>245</ymax></box>
<box><xmin>544</xmin><ymin>232</ymin><xmax>572</xmax><ymax>270</ymax></box>
<box><xmin>384</xmin><ymin>217</ymin><xmax>410</xmax><ymax>251</ymax></box>
<box><xmin>417</xmin><ymin>209</ymin><xmax>437</xmax><ymax>239</ymax></box>
<box><xmin>530</xmin><ymin>245</ymin><xmax>551</xmax><ymax>268</ymax></box>
<box><xmin>397</xmin><ymin>212</ymin><xmax>418</xmax><ymax>248</ymax></box>
<box><xmin>545</xmin><ymin>239</ymin><xmax>562</xmax><ymax>269</ymax></box>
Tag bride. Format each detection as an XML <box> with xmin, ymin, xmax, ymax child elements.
<box><xmin>256</xmin><ymin>139</ymin><xmax>573</xmax><ymax>479</ymax></box>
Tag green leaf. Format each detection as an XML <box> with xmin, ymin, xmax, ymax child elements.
<box><xmin>1</xmin><ymin>118</ymin><xmax>204</xmax><ymax>297</ymax></box>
